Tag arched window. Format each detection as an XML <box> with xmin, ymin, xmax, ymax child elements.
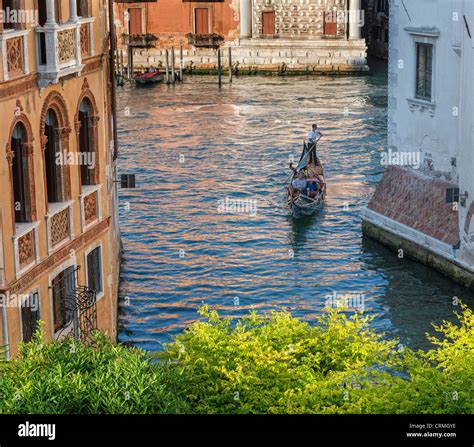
<box><xmin>44</xmin><ymin>109</ymin><xmax>67</xmax><ymax>203</ymax></box>
<box><xmin>78</xmin><ymin>98</ymin><xmax>95</xmax><ymax>186</ymax></box>
<box><xmin>11</xmin><ymin>123</ymin><xmax>32</xmax><ymax>223</ymax></box>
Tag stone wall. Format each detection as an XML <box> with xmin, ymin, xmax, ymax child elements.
<box><xmin>253</xmin><ymin>0</ymin><xmax>347</xmax><ymax>39</ymax></box>
<box><xmin>367</xmin><ymin>166</ymin><xmax>459</xmax><ymax>247</ymax></box>
<box><xmin>125</xmin><ymin>37</ymin><xmax>368</xmax><ymax>74</ymax></box>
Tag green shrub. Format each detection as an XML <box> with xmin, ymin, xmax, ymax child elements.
<box><xmin>0</xmin><ymin>327</ymin><xmax>187</xmax><ymax>414</ymax></box>
<box><xmin>161</xmin><ymin>305</ymin><xmax>474</xmax><ymax>414</ymax></box>
<box><xmin>0</xmin><ymin>306</ymin><xmax>472</xmax><ymax>414</ymax></box>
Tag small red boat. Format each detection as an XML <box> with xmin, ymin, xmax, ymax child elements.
<box><xmin>133</xmin><ymin>70</ymin><xmax>164</xmax><ymax>86</ymax></box>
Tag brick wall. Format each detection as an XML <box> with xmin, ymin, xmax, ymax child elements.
<box><xmin>368</xmin><ymin>166</ymin><xmax>460</xmax><ymax>246</ymax></box>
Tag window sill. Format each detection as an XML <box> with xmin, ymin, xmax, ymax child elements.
<box><xmin>407</xmin><ymin>98</ymin><xmax>436</xmax><ymax>116</ymax></box>
<box><xmin>46</xmin><ymin>200</ymin><xmax>74</xmax><ymax>218</ymax></box>
<box><xmin>404</xmin><ymin>26</ymin><xmax>440</xmax><ymax>38</ymax></box>
<box><xmin>80</xmin><ymin>184</ymin><xmax>102</xmax><ymax>198</ymax></box>
<box><xmin>95</xmin><ymin>289</ymin><xmax>104</xmax><ymax>302</ymax></box>
<box><xmin>14</xmin><ymin>221</ymin><xmax>40</xmax><ymax>239</ymax></box>
<box><xmin>0</xmin><ymin>29</ymin><xmax>30</xmax><ymax>40</ymax></box>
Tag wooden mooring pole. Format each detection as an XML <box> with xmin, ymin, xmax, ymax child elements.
<box><xmin>217</xmin><ymin>48</ymin><xmax>222</xmax><ymax>87</ymax></box>
<box><xmin>228</xmin><ymin>47</ymin><xmax>232</xmax><ymax>83</ymax></box>
<box><xmin>180</xmin><ymin>46</ymin><xmax>184</xmax><ymax>82</ymax></box>
<box><xmin>171</xmin><ymin>47</ymin><xmax>176</xmax><ymax>84</ymax></box>
<box><xmin>165</xmin><ymin>49</ymin><xmax>170</xmax><ymax>84</ymax></box>
<box><xmin>128</xmin><ymin>46</ymin><xmax>134</xmax><ymax>79</ymax></box>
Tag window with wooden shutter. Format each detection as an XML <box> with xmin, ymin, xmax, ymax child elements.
<box><xmin>128</xmin><ymin>8</ymin><xmax>143</xmax><ymax>35</ymax></box>
<box><xmin>21</xmin><ymin>292</ymin><xmax>40</xmax><ymax>342</ymax></box>
<box><xmin>87</xmin><ymin>247</ymin><xmax>103</xmax><ymax>294</ymax></box>
<box><xmin>195</xmin><ymin>8</ymin><xmax>210</xmax><ymax>34</ymax></box>
<box><xmin>52</xmin><ymin>266</ymin><xmax>76</xmax><ymax>332</ymax></box>
<box><xmin>323</xmin><ymin>11</ymin><xmax>337</xmax><ymax>36</ymax></box>
<box><xmin>262</xmin><ymin>11</ymin><xmax>276</xmax><ymax>36</ymax></box>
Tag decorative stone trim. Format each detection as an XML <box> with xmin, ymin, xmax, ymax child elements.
<box><xmin>0</xmin><ymin>217</ymin><xmax>111</xmax><ymax>296</ymax></box>
<box><xmin>0</xmin><ymin>74</ymin><xmax>37</xmax><ymax>101</ymax></box>
<box><xmin>35</xmin><ymin>21</ymin><xmax>85</xmax><ymax>87</ymax></box>
<box><xmin>404</xmin><ymin>26</ymin><xmax>441</xmax><ymax>38</ymax></box>
<box><xmin>406</xmin><ymin>97</ymin><xmax>436</xmax><ymax>117</ymax></box>
<box><xmin>0</xmin><ymin>29</ymin><xmax>30</xmax><ymax>81</ymax></box>
<box><xmin>79</xmin><ymin>17</ymin><xmax>95</xmax><ymax>58</ymax></box>
<box><xmin>79</xmin><ymin>184</ymin><xmax>102</xmax><ymax>232</ymax></box>
<box><xmin>45</xmin><ymin>200</ymin><xmax>75</xmax><ymax>255</ymax></box>
<box><xmin>12</xmin><ymin>221</ymin><xmax>41</xmax><ymax>279</ymax></box>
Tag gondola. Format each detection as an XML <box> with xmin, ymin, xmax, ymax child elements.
<box><xmin>133</xmin><ymin>70</ymin><xmax>164</xmax><ymax>86</ymax></box>
<box><xmin>287</xmin><ymin>142</ymin><xmax>326</xmax><ymax>218</ymax></box>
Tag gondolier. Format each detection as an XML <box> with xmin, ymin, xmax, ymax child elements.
<box><xmin>308</xmin><ymin>123</ymin><xmax>323</xmax><ymax>146</ymax></box>
<box><xmin>307</xmin><ymin>123</ymin><xmax>323</xmax><ymax>164</ymax></box>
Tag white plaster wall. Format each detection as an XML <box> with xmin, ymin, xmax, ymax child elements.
<box><xmin>458</xmin><ymin>0</ymin><xmax>474</xmax><ymax>262</ymax></box>
<box><xmin>389</xmin><ymin>0</ymin><xmax>461</xmax><ymax>180</ymax></box>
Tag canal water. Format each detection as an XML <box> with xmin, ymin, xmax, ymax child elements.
<box><xmin>116</xmin><ymin>63</ymin><xmax>474</xmax><ymax>352</ymax></box>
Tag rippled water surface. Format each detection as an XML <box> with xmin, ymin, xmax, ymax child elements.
<box><xmin>117</xmin><ymin>65</ymin><xmax>474</xmax><ymax>351</ymax></box>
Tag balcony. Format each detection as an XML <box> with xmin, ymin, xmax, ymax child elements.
<box><xmin>46</xmin><ymin>201</ymin><xmax>74</xmax><ymax>254</ymax></box>
<box><xmin>187</xmin><ymin>33</ymin><xmax>224</xmax><ymax>49</ymax></box>
<box><xmin>0</xmin><ymin>29</ymin><xmax>30</xmax><ymax>82</ymax></box>
<box><xmin>121</xmin><ymin>33</ymin><xmax>158</xmax><ymax>48</ymax></box>
<box><xmin>13</xmin><ymin>221</ymin><xmax>40</xmax><ymax>279</ymax></box>
<box><xmin>35</xmin><ymin>18</ymin><xmax>94</xmax><ymax>88</ymax></box>
<box><xmin>52</xmin><ymin>266</ymin><xmax>98</xmax><ymax>343</ymax></box>
<box><xmin>79</xmin><ymin>185</ymin><xmax>102</xmax><ymax>232</ymax></box>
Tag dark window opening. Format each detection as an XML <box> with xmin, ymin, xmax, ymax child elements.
<box><xmin>77</xmin><ymin>0</ymin><xmax>91</xmax><ymax>18</ymax></box>
<box><xmin>52</xmin><ymin>266</ymin><xmax>76</xmax><ymax>332</ymax></box>
<box><xmin>38</xmin><ymin>0</ymin><xmax>47</xmax><ymax>26</ymax></box>
<box><xmin>2</xmin><ymin>0</ymin><xmax>22</xmax><ymax>30</ymax></box>
<box><xmin>44</xmin><ymin>109</ymin><xmax>64</xmax><ymax>203</ymax></box>
<box><xmin>87</xmin><ymin>247</ymin><xmax>102</xmax><ymax>294</ymax></box>
<box><xmin>78</xmin><ymin>99</ymin><xmax>94</xmax><ymax>186</ymax></box>
<box><xmin>21</xmin><ymin>292</ymin><xmax>40</xmax><ymax>342</ymax></box>
<box><xmin>11</xmin><ymin>123</ymin><xmax>31</xmax><ymax>223</ymax></box>
<box><xmin>416</xmin><ymin>43</ymin><xmax>433</xmax><ymax>101</ymax></box>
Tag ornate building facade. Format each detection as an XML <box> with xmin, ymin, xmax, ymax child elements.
<box><xmin>114</xmin><ymin>0</ymin><xmax>368</xmax><ymax>74</ymax></box>
<box><xmin>0</xmin><ymin>0</ymin><xmax>120</xmax><ymax>357</ymax></box>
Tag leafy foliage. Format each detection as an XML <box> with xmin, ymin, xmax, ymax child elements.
<box><xmin>0</xmin><ymin>325</ymin><xmax>187</xmax><ymax>414</ymax></box>
<box><xmin>162</xmin><ymin>306</ymin><xmax>474</xmax><ymax>414</ymax></box>
<box><xmin>0</xmin><ymin>307</ymin><xmax>472</xmax><ymax>414</ymax></box>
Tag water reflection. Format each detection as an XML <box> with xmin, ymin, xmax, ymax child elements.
<box><xmin>117</xmin><ymin>69</ymin><xmax>474</xmax><ymax>352</ymax></box>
